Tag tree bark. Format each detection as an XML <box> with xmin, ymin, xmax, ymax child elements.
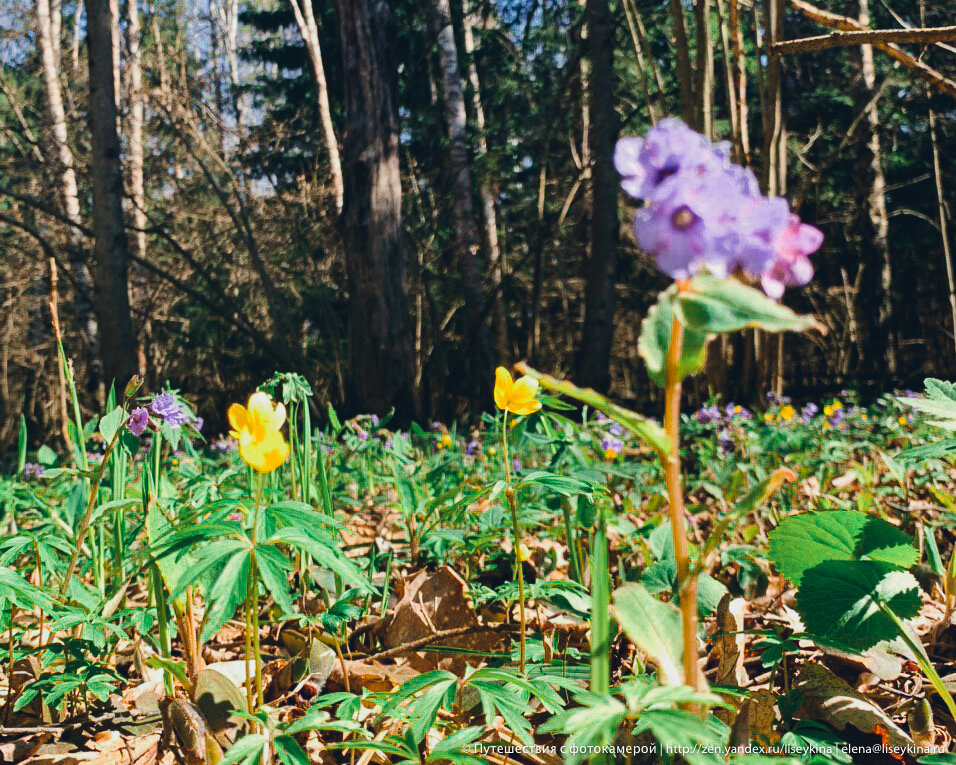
<box><xmin>36</xmin><ymin>0</ymin><xmax>101</xmax><ymax>391</ymax></box>
<box><xmin>576</xmin><ymin>0</ymin><xmax>618</xmax><ymax>391</ymax></box>
<box><xmin>127</xmin><ymin>0</ymin><xmax>147</xmax><ymax>264</ymax></box>
<box><xmin>462</xmin><ymin>4</ymin><xmax>509</xmax><ymax>360</ymax></box>
<box><xmin>694</xmin><ymin>0</ymin><xmax>714</xmax><ymax>137</ymax></box>
<box><xmin>853</xmin><ymin>0</ymin><xmax>896</xmax><ymax>380</ymax></box>
<box><xmin>85</xmin><ymin>0</ymin><xmax>137</xmax><ymax>387</ymax></box>
<box><xmin>431</xmin><ymin>0</ymin><xmax>494</xmax><ymax>383</ymax></box>
<box><xmin>334</xmin><ymin>0</ymin><xmax>417</xmax><ymax>418</ymax></box>
<box><xmin>670</xmin><ymin>0</ymin><xmax>696</xmax><ymax>126</ymax></box>
<box><xmin>289</xmin><ymin>0</ymin><xmax>345</xmax><ymax>211</ymax></box>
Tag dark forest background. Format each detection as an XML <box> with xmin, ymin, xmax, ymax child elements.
<box><xmin>0</xmin><ymin>0</ymin><xmax>954</xmax><ymax>441</ymax></box>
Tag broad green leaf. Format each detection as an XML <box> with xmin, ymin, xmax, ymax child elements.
<box><xmin>37</xmin><ymin>444</ymin><xmax>58</xmax><ymax>468</ymax></box>
<box><xmin>768</xmin><ymin>510</ymin><xmax>917</xmax><ymax>586</ymax></box>
<box><xmin>172</xmin><ymin>539</ymin><xmax>247</xmax><ymax>597</ymax></box>
<box><xmin>220</xmin><ymin>733</ymin><xmax>268</xmax><ymax>765</ymax></box>
<box><xmin>639</xmin><ymin>286</ymin><xmax>711</xmax><ymax>387</ymax></box>
<box><xmin>676</xmin><ymin>274</ymin><xmax>820</xmax><ymax>334</ymax></box>
<box><xmin>611</xmin><ymin>583</ymin><xmax>683</xmax><ymax>684</ymax></box>
<box><xmin>797</xmin><ymin>561</ymin><xmax>921</xmax><ymax>650</ymax></box>
<box><xmin>539</xmin><ymin>691</ymin><xmax>625</xmax><ymax>765</ymax></box>
<box><xmin>99</xmin><ymin>405</ymin><xmax>125</xmax><ymax>444</ymax></box>
<box><xmin>518</xmin><ymin>470</ymin><xmax>592</xmax><ymax>496</ymax></box>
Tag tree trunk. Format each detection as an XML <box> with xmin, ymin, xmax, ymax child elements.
<box><xmin>85</xmin><ymin>0</ymin><xmax>137</xmax><ymax>388</ymax></box>
<box><xmin>854</xmin><ymin>0</ymin><xmax>896</xmax><ymax>381</ymax></box>
<box><xmin>671</xmin><ymin>0</ymin><xmax>696</xmax><ymax>126</ymax></box>
<box><xmin>334</xmin><ymin>0</ymin><xmax>417</xmax><ymax>419</ymax></box>
<box><xmin>694</xmin><ymin>0</ymin><xmax>714</xmax><ymax>137</ymax></box>
<box><xmin>36</xmin><ymin>0</ymin><xmax>101</xmax><ymax>391</ymax></box>
<box><xmin>462</xmin><ymin>4</ymin><xmax>509</xmax><ymax>360</ymax></box>
<box><xmin>576</xmin><ymin>0</ymin><xmax>618</xmax><ymax>391</ymax></box>
<box><xmin>289</xmin><ymin>0</ymin><xmax>345</xmax><ymax>212</ymax></box>
<box><xmin>432</xmin><ymin>0</ymin><xmax>494</xmax><ymax>384</ymax></box>
<box><xmin>127</xmin><ymin>0</ymin><xmax>146</xmax><ymax>264</ymax></box>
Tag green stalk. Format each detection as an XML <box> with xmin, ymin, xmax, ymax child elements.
<box><xmin>150</xmin><ymin>565</ymin><xmax>174</xmax><ymax>696</ymax></box>
<box><xmin>590</xmin><ymin>504</ymin><xmax>610</xmax><ymax>697</ymax></box>
<box><xmin>539</xmin><ymin>414</ymin><xmax>581</xmax><ymax>583</ymax></box>
<box><xmin>880</xmin><ymin>601</ymin><xmax>956</xmax><ymax>722</ymax></box>
<box><xmin>502</xmin><ymin>411</ymin><xmax>526</xmax><ymax>673</ymax></box>
<box><xmin>302</xmin><ymin>400</ymin><xmax>313</xmax><ymax>505</ymax></box>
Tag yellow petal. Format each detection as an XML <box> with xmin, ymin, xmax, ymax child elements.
<box><xmin>228</xmin><ymin>403</ymin><xmax>247</xmax><ymax>433</ymax></box>
<box><xmin>508</xmin><ymin>376</ymin><xmax>541</xmax><ymax>415</ymax></box>
<box><xmin>494</xmin><ymin>367</ymin><xmax>513</xmax><ymax>411</ymax></box>
<box><xmin>272</xmin><ymin>402</ymin><xmax>286</xmax><ymax>430</ymax></box>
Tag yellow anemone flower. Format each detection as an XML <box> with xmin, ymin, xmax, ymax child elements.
<box><xmin>228</xmin><ymin>392</ymin><xmax>290</xmax><ymax>473</ymax></box>
<box><xmin>494</xmin><ymin>367</ymin><xmax>542</xmax><ymax>416</ymax></box>
<box><xmin>780</xmin><ymin>404</ymin><xmax>796</xmax><ymax>421</ymax></box>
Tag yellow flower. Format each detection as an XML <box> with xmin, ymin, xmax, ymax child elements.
<box><xmin>780</xmin><ymin>404</ymin><xmax>796</xmax><ymax>421</ymax></box>
<box><xmin>494</xmin><ymin>367</ymin><xmax>542</xmax><ymax>416</ymax></box>
<box><xmin>228</xmin><ymin>392</ymin><xmax>290</xmax><ymax>473</ymax></box>
<box><xmin>898</xmin><ymin>415</ymin><xmax>908</xmax><ymax>427</ymax></box>
<box><xmin>440</xmin><ymin>433</ymin><xmax>452</xmax><ymax>448</ymax></box>
<box><xmin>764</xmin><ymin>412</ymin><xmax>776</xmax><ymax>422</ymax></box>
<box><xmin>604</xmin><ymin>447</ymin><xmax>618</xmax><ymax>461</ymax></box>
<box><xmin>488</xmin><ymin>446</ymin><xmax>497</xmax><ymax>457</ymax></box>
<box><xmin>823</xmin><ymin>404</ymin><xmax>834</xmax><ymax>417</ymax></box>
<box><xmin>517</xmin><ymin>543</ymin><xmax>532</xmax><ymax>563</ymax></box>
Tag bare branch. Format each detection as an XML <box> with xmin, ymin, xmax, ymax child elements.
<box><xmin>772</xmin><ymin>25</ymin><xmax>956</xmax><ymax>54</ymax></box>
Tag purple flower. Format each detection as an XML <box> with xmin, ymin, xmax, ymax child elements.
<box><xmin>129</xmin><ymin>406</ymin><xmax>150</xmax><ymax>436</ymax></box>
<box><xmin>697</xmin><ymin>403</ymin><xmax>722</xmax><ymax>422</ymax></box>
<box><xmin>608</xmin><ymin>420</ymin><xmax>625</xmax><ymax>437</ymax></box>
<box><xmin>466</xmin><ymin>436</ymin><xmax>481</xmax><ymax>456</ymax></box>
<box><xmin>601</xmin><ymin>435</ymin><xmax>625</xmax><ymax>452</ymax></box>
<box><xmin>151</xmin><ymin>392</ymin><xmax>189</xmax><ymax>427</ymax></box>
<box><xmin>615</xmin><ymin>120</ymin><xmax>821</xmax><ymax>295</ymax></box>
<box><xmin>23</xmin><ymin>462</ymin><xmax>44</xmax><ymax>478</ymax></box>
<box><xmin>802</xmin><ymin>403</ymin><xmax>819</xmax><ymax>422</ymax></box>
<box><xmin>355</xmin><ymin>426</ymin><xmax>369</xmax><ymax>439</ymax></box>
<box><xmin>195</xmin><ymin>417</ymin><xmax>204</xmax><ymax>432</ymax></box>
<box><xmin>513</xmin><ymin>457</ymin><xmax>522</xmax><ymax>472</ymax></box>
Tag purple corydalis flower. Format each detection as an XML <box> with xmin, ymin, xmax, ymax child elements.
<box><xmin>608</xmin><ymin>420</ymin><xmax>625</xmax><ymax>437</ymax></box>
<box><xmin>129</xmin><ymin>406</ymin><xmax>150</xmax><ymax>436</ymax></box>
<box><xmin>615</xmin><ymin>120</ymin><xmax>821</xmax><ymax>295</ymax></box>
<box><xmin>513</xmin><ymin>457</ymin><xmax>522</xmax><ymax>472</ymax></box>
<box><xmin>802</xmin><ymin>403</ymin><xmax>819</xmax><ymax>422</ymax></box>
<box><xmin>601</xmin><ymin>435</ymin><xmax>624</xmax><ymax>451</ymax></box>
<box><xmin>151</xmin><ymin>392</ymin><xmax>189</xmax><ymax>427</ymax></box>
<box><xmin>466</xmin><ymin>436</ymin><xmax>481</xmax><ymax>456</ymax></box>
<box><xmin>23</xmin><ymin>462</ymin><xmax>44</xmax><ymax>478</ymax></box>
<box><xmin>697</xmin><ymin>403</ymin><xmax>721</xmax><ymax>422</ymax></box>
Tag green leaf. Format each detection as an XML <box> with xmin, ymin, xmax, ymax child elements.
<box><xmin>255</xmin><ymin>544</ymin><xmax>295</xmax><ymax>616</ymax></box>
<box><xmin>37</xmin><ymin>444</ymin><xmax>58</xmax><ymax>468</ymax></box>
<box><xmin>0</xmin><ymin>568</ymin><xmax>54</xmax><ymax>612</ymax></box>
<box><xmin>638</xmin><ymin>286</ymin><xmax>711</xmax><ymax>387</ymax></box>
<box><xmin>768</xmin><ymin>511</ymin><xmax>917</xmax><ymax>586</ymax></box>
<box><xmin>201</xmin><ymin>550</ymin><xmax>251</xmax><ymax>642</ymax></box>
<box><xmin>675</xmin><ymin>274</ymin><xmax>820</xmax><ymax>334</ymax></box>
<box><xmin>901</xmin><ymin>379</ymin><xmax>956</xmax><ymax>430</ymax></box>
<box><xmin>99</xmin><ymin>405</ymin><xmax>125</xmax><ymax>444</ymax></box>
<box><xmin>17</xmin><ymin>415</ymin><xmax>26</xmax><ymax>474</ymax></box>
<box><xmin>611</xmin><ymin>583</ymin><xmax>683</xmax><ymax>684</ymax></box>
<box><xmin>632</xmin><ymin>710</ymin><xmax>729</xmax><ymax>765</ymax></box>
<box><xmin>797</xmin><ymin>561</ymin><xmax>922</xmax><ymax>650</ymax></box>
<box><xmin>517</xmin><ymin>470</ymin><xmax>593</xmax><ymax>496</ymax></box>
<box><xmin>267</xmin><ymin>527</ymin><xmax>372</xmax><ymax>592</ymax></box>
<box><xmin>274</xmin><ymin>736</ymin><xmax>310</xmax><ymax>765</ymax></box>
<box><xmin>220</xmin><ymin>733</ymin><xmax>268</xmax><ymax>765</ymax></box>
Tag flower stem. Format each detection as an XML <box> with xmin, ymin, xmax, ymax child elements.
<box><xmin>502</xmin><ymin>411</ymin><xmax>526</xmax><ymax>673</ymax></box>
<box><xmin>664</xmin><ymin>281</ymin><xmax>699</xmax><ymax>693</ymax></box>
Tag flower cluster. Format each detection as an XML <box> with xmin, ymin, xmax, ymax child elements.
<box><xmin>595</xmin><ymin>412</ymin><xmax>626</xmax><ymax>460</ymax></box>
<box><xmin>615</xmin><ymin>119</ymin><xmax>822</xmax><ymax>297</ymax></box>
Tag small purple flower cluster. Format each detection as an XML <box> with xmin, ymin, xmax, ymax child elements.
<box><xmin>23</xmin><ymin>462</ymin><xmax>45</xmax><ymax>478</ymax></box>
<box><xmin>129</xmin><ymin>406</ymin><xmax>150</xmax><ymax>436</ymax></box>
<box><xmin>211</xmin><ymin>436</ymin><xmax>238</xmax><ymax>451</ymax></box>
<box><xmin>465</xmin><ymin>434</ymin><xmax>481</xmax><ymax>456</ymax></box>
<box><xmin>615</xmin><ymin>119</ymin><xmax>822</xmax><ymax>297</ymax></box>
<box><xmin>151</xmin><ymin>392</ymin><xmax>190</xmax><ymax>428</ymax></box>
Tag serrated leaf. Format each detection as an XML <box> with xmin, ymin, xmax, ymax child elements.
<box><xmin>267</xmin><ymin>527</ymin><xmax>372</xmax><ymax>592</ymax></box>
<box><xmin>518</xmin><ymin>470</ymin><xmax>592</xmax><ymax>496</ymax></box>
<box><xmin>676</xmin><ymin>274</ymin><xmax>821</xmax><ymax>334</ymax></box>
<box><xmin>612</xmin><ymin>583</ymin><xmax>683</xmax><ymax>684</ymax></box>
<box><xmin>632</xmin><ymin>710</ymin><xmax>729</xmax><ymax>765</ymax></box>
<box><xmin>255</xmin><ymin>544</ymin><xmax>294</xmax><ymax>616</ymax></box>
<box><xmin>639</xmin><ymin>286</ymin><xmax>711</xmax><ymax>387</ymax></box>
<box><xmin>797</xmin><ymin>561</ymin><xmax>921</xmax><ymax>650</ymax></box>
<box><xmin>901</xmin><ymin>379</ymin><xmax>956</xmax><ymax>430</ymax></box>
<box><xmin>0</xmin><ymin>568</ymin><xmax>53</xmax><ymax>612</ymax></box>
<box><xmin>768</xmin><ymin>511</ymin><xmax>916</xmax><ymax>586</ymax></box>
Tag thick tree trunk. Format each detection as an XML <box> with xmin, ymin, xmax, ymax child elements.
<box><xmin>85</xmin><ymin>0</ymin><xmax>137</xmax><ymax>388</ymax></box>
<box><xmin>694</xmin><ymin>0</ymin><xmax>714</xmax><ymax>137</ymax></box>
<box><xmin>462</xmin><ymin>5</ymin><xmax>509</xmax><ymax>360</ymax></box>
<box><xmin>289</xmin><ymin>0</ymin><xmax>345</xmax><ymax>212</ymax></box>
<box><xmin>671</xmin><ymin>0</ymin><xmax>696</xmax><ymax>126</ymax></box>
<box><xmin>334</xmin><ymin>0</ymin><xmax>417</xmax><ymax>418</ymax></box>
<box><xmin>431</xmin><ymin>0</ymin><xmax>494</xmax><ymax>383</ymax></box>
<box><xmin>36</xmin><ymin>0</ymin><xmax>101</xmax><ymax>391</ymax></box>
<box><xmin>576</xmin><ymin>0</ymin><xmax>618</xmax><ymax>391</ymax></box>
<box><xmin>854</xmin><ymin>0</ymin><xmax>896</xmax><ymax>380</ymax></box>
